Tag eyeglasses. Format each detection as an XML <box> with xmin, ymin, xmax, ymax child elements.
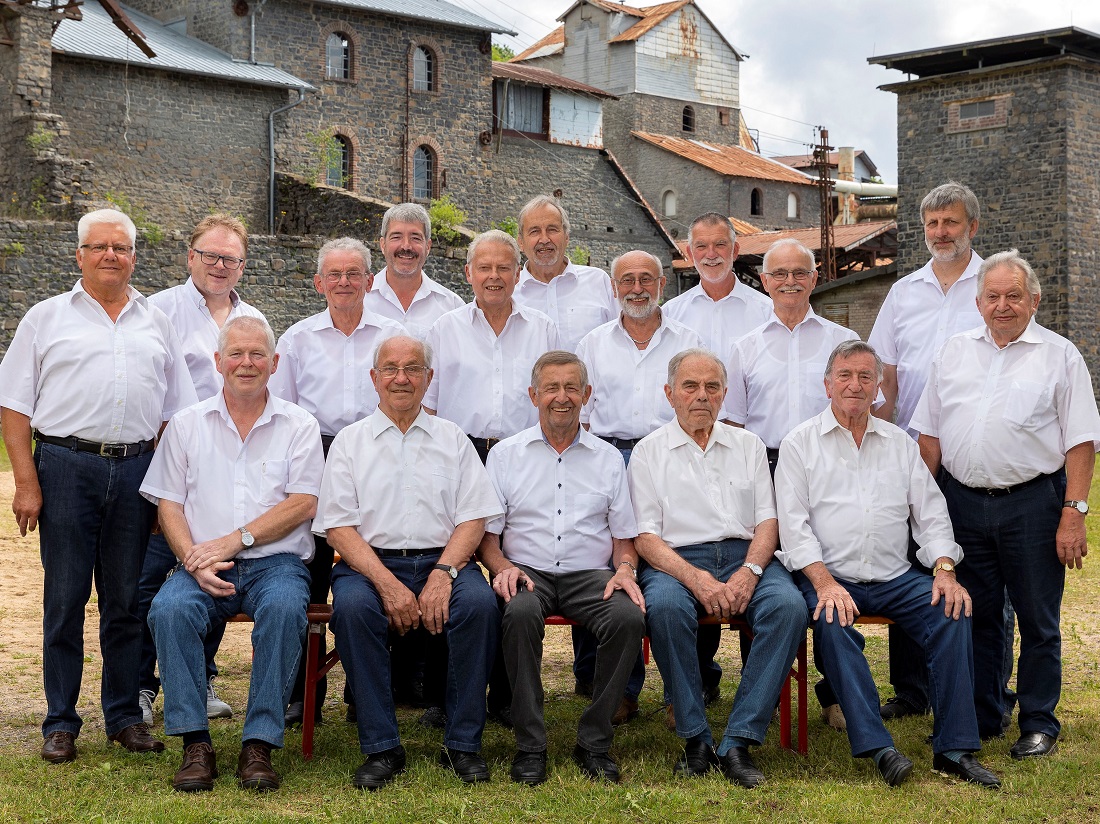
<box><xmin>376</xmin><ymin>365</ymin><xmax>428</xmax><ymax>379</ymax></box>
<box><xmin>80</xmin><ymin>243</ymin><xmax>134</xmax><ymax>256</ymax></box>
<box><xmin>192</xmin><ymin>249</ymin><xmax>245</xmax><ymax>270</ymax></box>
<box><xmin>764</xmin><ymin>269</ymin><xmax>814</xmax><ymax>282</ymax></box>
<box><xmin>323</xmin><ymin>270</ymin><xmax>366</xmax><ymax>284</ymax></box>
<box><xmin>615</xmin><ymin>275</ymin><xmax>662</xmax><ymax>288</ymax></box>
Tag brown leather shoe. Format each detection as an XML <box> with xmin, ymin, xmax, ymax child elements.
<box><xmin>237</xmin><ymin>742</ymin><xmax>280</xmax><ymax>791</ymax></box>
<box><xmin>108</xmin><ymin>722</ymin><xmax>166</xmax><ymax>753</ymax></box>
<box><xmin>172</xmin><ymin>742</ymin><xmax>218</xmax><ymax>792</ymax></box>
<box><xmin>665</xmin><ymin>703</ymin><xmax>677</xmax><ymax>732</ymax></box>
<box><xmin>41</xmin><ymin>731</ymin><xmax>76</xmax><ymax>763</ymax></box>
<box><xmin>612</xmin><ymin>697</ymin><xmax>640</xmax><ymax>726</ymax></box>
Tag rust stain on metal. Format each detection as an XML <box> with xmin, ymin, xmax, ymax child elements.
<box><xmin>678</xmin><ymin>11</ymin><xmax>698</xmax><ymax>58</ymax></box>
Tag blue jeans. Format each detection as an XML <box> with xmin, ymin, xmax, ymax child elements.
<box><xmin>137</xmin><ymin>532</ymin><xmax>224</xmax><ymax>695</ymax></box>
<box><xmin>798</xmin><ymin>568</ymin><xmax>981</xmax><ymax>756</ymax></box>
<box><xmin>943</xmin><ymin>472</ymin><xmax>1065</xmax><ymax>739</ymax></box>
<box><xmin>148</xmin><ymin>553</ymin><xmax>309</xmax><ymax>748</ymax></box>
<box><xmin>640</xmin><ymin>539</ymin><xmax>806</xmax><ymax>755</ymax></box>
<box><xmin>331</xmin><ymin>556</ymin><xmax>499</xmax><ymax>754</ymax></box>
<box><xmin>36</xmin><ymin>442</ymin><xmax>155</xmax><ymax>738</ymax></box>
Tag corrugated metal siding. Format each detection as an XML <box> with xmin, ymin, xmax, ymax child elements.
<box><xmin>311</xmin><ymin>0</ymin><xmax>513</xmax><ymax>34</ymax></box>
<box><xmin>548</xmin><ymin>90</ymin><xmax>603</xmax><ymax>148</ymax></box>
<box><xmin>635</xmin><ymin>7</ymin><xmax>738</xmax><ymax>106</ymax></box>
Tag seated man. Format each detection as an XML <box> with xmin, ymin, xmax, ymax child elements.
<box><xmin>629</xmin><ymin>348</ymin><xmax>806</xmax><ymax>788</ymax></box>
<box><xmin>775</xmin><ymin>340</ymin><xmax>999</xmax><ymax>788</ymax></box>
<box><xmin>316</xmin><ymin>335</ymin><xmax>502</xmax><ymax>790</ymax></box>
<box><xmin>479</xmin><ymin>351</ymin><xmax>646</xmax><ymax>785</ymax></box>
<box><xmin>143</xmin><ymin>316</ymin><xmax>324</xmax><ymax>792</ymax></box>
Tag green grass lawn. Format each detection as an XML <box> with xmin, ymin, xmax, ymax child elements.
<box><xmin>0</xmin><ymin>438</ymin><xmax>9</xmax><ymax>472</ymax></box>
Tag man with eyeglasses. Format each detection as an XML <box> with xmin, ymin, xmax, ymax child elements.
<box><xmin>317</xmin><ymin>335</ymin><xmax>503</xmax><ymax>789</ymax></box>
<box><xmin>269</xmin><ymin>237</ymin><xmax>405</xmax><ymax>726</ymax></box>
<box><xmin>137</xmin><ymin>214</ymin><xmax>265</xmax><ymax>728</ymax></box>
<box><xmin>0</xmin><ymin>208</ymin><xmax>195</xmax><ymax>764</ymax></box>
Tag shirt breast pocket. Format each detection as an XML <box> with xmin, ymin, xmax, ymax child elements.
<box><xmin>1002</xmin><ymin>379</ymin><xmax>1053</xmax><ymax>428</ymax></box>
<box><xmin>723</xmin><ymin>479</ymin><xmax>754</xmax><ymax>520</ymax></box>
<box><xmin>571</xmin><ymin>492</ymin><xmax>608</xmax><ymax>537</ymax></box>
<box><xmin>875</xmin><ymin>470</ymin><xmax>910</xmax><ymax>523</ymax></box>
<box><xmin>260</xmin><ymin>460</ymin><xmax>289</xmax><ymax>505</ymax></box>
<box><xmin>431</xmin><ymin>470</ymin><xmax>458</xmax><ymax>513</ymax></box>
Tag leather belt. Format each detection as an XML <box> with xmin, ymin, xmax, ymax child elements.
<box><xmin>597</xmin><ymin>435</ymin><xmax>642</xmax><ymax>450</ymax></box>
<box><xmin>34</xmin><ymin>430</ymin><xmax>155</xmax><ymax>459</ymax></box>
<box><xmin>373</xmin><ymin>546</ymin><xmax>445</xmax><ymax>557</ymax></box>
<box><xmin>468</xmin><ymin>436</ymin><xmax>502</xmax><ymax>453</ymax></box>
<box><xmin>958</xmin><ymin>471</ymin><xmax>1052</xmax><ymax>497</ymax></box>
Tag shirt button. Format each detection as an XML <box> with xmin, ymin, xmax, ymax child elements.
<box><xmin>557</xmin><ymin>509</ymin><xmax>561</xmax><ymax>514</ymax></box>
<box><xmin>557</xmin><ymin>458</ymin><xmax>561</xmax><ymax>463</ymax></box>
<box><xmin>558</xmin><ymin>483</ymin><xmax>562</xmax><ymax>488</ymax></box>
<box><xmin>557</xmin><ymin>536</ymin><xmax>561</xmax><ymax>541</ymax></box>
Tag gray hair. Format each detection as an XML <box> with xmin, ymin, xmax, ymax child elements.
<box><xmin>825</xmin><ymin>340</ymin><xmax>883</xmax><ymax>382</ymax></box>
<box><xmin>762</xmin><ymin>237</ymin><xmax>815</xmax><ymax>273</ymax></box>
<box><xmin>77</xmin><ymin>208</ymin><xmax>137</xmax><ymax>246</ymax></box>
<box><xmin>531</xmin><ymin>350</ymin><xmax>589</xmax><ymax>391</ymax></box>
<box><xmin>920</xmin><ymin>181</ymin><xmax>980</xmax><ymax>224</ymax></box>
<box><xmin>518</xmin><ymin>195</ymin><xmax>571</xmax><ymax>238</ymax></box>
<box><xmin>610</xmin><ymin>250</ymin><xmax>664</xmax><ymax>280</ymax></box>
<box><xmin>217</xmin><ymin>315</ymin><xmax>276</xmax><ymax>356</ymax></box>
<box><xmin>317</xmin><ymin>237</ymin><xmax>371</xmax><ymax>274</ymax></box>
<box><xmin>976</xmin><ymin>249</ymin><xmax>1041</xmax><ymax>299</ymax></box>
<box><xmin>687</xmin><ymin>212</ymin><xmax>737</xmax><ymax>247</ymax></box>
<box><xmin>380</xmin><ymin>202</ymin><xmax>431</xmax><ymax>240</ymax></box>
<box><xmin>667</xmin><ymin>347</ymin><xmax>727</xmax><ymax>388</ymax></box>
<box><xmin>466</xmin><ymin>229</ymin><xmax>521</xmax><ymax>267</ymax></box>
<box><xmin>373</xmin><ymin>334</ymin><xmax>434</xmax><ymax>370</ymax></box>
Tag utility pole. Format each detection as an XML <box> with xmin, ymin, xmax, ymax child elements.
<box><xmin>814</xmin><ymin>128</ymin><xmax>836</xmax><ymax>281</ymax></box>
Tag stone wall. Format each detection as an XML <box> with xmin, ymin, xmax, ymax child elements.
<box><xmin>810</xmin><ymin>268</ymin><xmax>895</xmax><ymax>341</ymax></box>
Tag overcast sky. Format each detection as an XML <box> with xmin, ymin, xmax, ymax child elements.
<box><xmin>449</xmin><ymin>0</ymin><xmax>1100</xmax><ymax>182</ymax></box>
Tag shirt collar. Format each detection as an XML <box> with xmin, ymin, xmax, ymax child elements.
<box><xmin>375</xmin><ymin>268</ymin><xmax>441</xmax><ymax>304</ymax></box>
<box><xmin>975</xmin><ymin>316</ymin><xmax>1043</xmax><ymax>348</ymax></box>
<box><xmin>817</xmin><ymin>404</ymin><xmax>893</xmax><ymax>442</ymax></box>
<box><xmin>519</xmin><ymin>262</ymin><xmax>578</xmax><ymax>288</ymax></box>
<box><xmin>185</xmin><ymin>276</ymin><xmax>240</xmax><ymax>309</ymax></box>
<box><xmin>915</xmin><ymin>250</ymin><xmax>983</xmax><ymax>286</ymax></box>
<box><xmin>690</xmin><ymin>280</ymin><xmax>747</xmax><ymax>305</ymax></box>
<box><xmin>370</xmin><ymin>406</ymin><xmax>434</xmax><ymax>438</ymax></box>
<box><xmin>667</xmin><ymin>417</ymin><xmax>730</xmax><ymax>453</ymax></box>
<box><xmin>72</xmin><ymin>278</ymin><xmax>144</xmax><ymax>309</ymax></box>
<box><xmin>763</xmin><ymin>305</ymin><xmax>821</xmax><ymax>331</ymax></box>
<box><xmin>208</xmin><ymin>389</ymin><xmax>282</xmax><ymax>431</ymax></box>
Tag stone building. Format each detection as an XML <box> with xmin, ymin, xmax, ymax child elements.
<box><xmin>869</xmin><ymin>27</ymin><xmax>1100</xmax><ymax>386</ymax></box>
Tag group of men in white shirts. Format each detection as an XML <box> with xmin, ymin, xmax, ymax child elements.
<box><xmin>1</xmin><ymin>183</ymin><xmax>1096</xmax><ymax>795</ymax></box>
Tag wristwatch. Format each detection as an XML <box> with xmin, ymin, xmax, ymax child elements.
<box><xmin>238</xmin><ymin>527</ymin><xmax>255</xmax><ymax>548</ymax></box>
<box><xmin>432</xmin><ymin>563</ymin><xmax>458</xmax><ymax>580</ymax></box>
<box><xmin>742</xmin><ymin>562</ymin><xmax>763</xmax><ymax>578</ymax></box>
<box><xmin>1064</xmin><ymin>500</ymin><xmax>1089</xmax><ymax>515</ymax></box>
<box><xmin>933</xmin><ymin>561</ymin><xmax>955</xmax><ymax>574</ymax></box>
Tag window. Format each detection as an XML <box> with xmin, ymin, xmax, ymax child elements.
<box><xmin>325</xmin><ymin>32</ymin><xmax>351</xmax><ymax>80</ymax></box>
<box><xmin>750</xmin><ymin>188</ymin><xmax>763</xmax><ymax>217</ymax></box>
<box><xmin>413</xmin><ymin>145</ymin><xmax>434</xmax><ymax>199</ymax></box>
<box><xmin>494</xmin><ymin>81</ymin><xmax>546</xmax><ymax>136</ymax></box>
<box><xmin>959</xmin><ymin>100</ymin><xmax>996</xmax><ymax>120</ymax></box>
<box><xmin>326</xmin><ymin>135</ymin><xmax>351</xmax><ymax>188</ymax></box>
<box><xmin>787</xmin><ymin>192</ymin><xmax>799</xmax><ymax>219</ymax></box>
<box><xmin>682</xmin><ymin>105</ymin><xmax>695</xmax><ymax>133</ymax></box>
<box><xmin>413</xmin><ymin>46</ymin><xmax>434</xmax><ymax>92</ymax></box>
<box><xmin>717</xmin><ymin>107</ymin><xmax>730</xmax><ymax>126</ymax></box>
<box><xmin>946</xmin><ymin>95</ymin><xmax>1009</xmax><ymax>134</ymax></box>
<box><xmin>662</xmin><ymin>189</ymin><xmax>677</xmax><ymax>218</ymax></box>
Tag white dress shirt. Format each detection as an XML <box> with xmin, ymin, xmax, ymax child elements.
<box><xmin>575</xmin><ymin>314</ymin><xmax>701</xmax><ymax>439</ymax></box>
<box><xmin>268</xmin><ymin>308</ymin><xmax>406</xmax><ymax>437</ymax></box>
<box><xmin>911</xmin><ymin>320</ymin><xmax>1100</xmax><ymax>489</ymax></box>
<box><xmin>775</xmin><ymin>407</ymin><xmax>961</xmax><ymax>582</ymax></box>
<box><xmin>628</xmin><ymin>420</ymin><xmax>776</xmax><ymax>548</ymax></box>
<box><xmin>485</xmin><ymin>426</ymin><xmax>638</xmax><ymax>573</ymax></box>
<box><xmin>0</xmin><ymin>281</ymin><xmax>196</xmax><ymax>442</ymax></box>
<box><xmin>424</xmin><ymin>301</ymin><xmax>560</xmax><ymax>439</ymax></box>
<box><xmin>514</xmin><ymin>262</ymin><xmax>616</xmax><ymax>352</ymax></box>
<box><xmin>867</xmin><ymin>252</ymin><xmax>984</xmax><ymax>437</ymax></box>
<box><xmin>314</xmin><ymin>408</ymin><xmax>503</xmax><ymax>549</ymax></box>
<box><xmin>662</xmin><ymin>281</ymin><xmax>772</xmax><ymax>355</ymax></box>
<box><xmin>148</xmin><ymin>277</ymin><xmax>266</xmax><ymax>401</ymax></box>
<box><xmin>139</xmin><ymin>391</ymin><xmax>324</xmax><ymax>561</ymax></box>
<box><xmin>726</xmin><ymin>309</ymin><xmax>859</xmax><ymax>449</ymax></box>
<box><xmin>365</xmin><ymin>268</ymin><xmax>465</xmax><ymax>340</ymax></box>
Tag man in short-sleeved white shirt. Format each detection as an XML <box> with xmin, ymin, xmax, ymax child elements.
<box><xmin>365</xmin><ymin>203</ymin><xmax>465</xmax><ymax>340</ymax></box>
<box><xmin>512</xmin><ymin>195</ymin><xmax>616</xmax><ymax>353</ymax></box>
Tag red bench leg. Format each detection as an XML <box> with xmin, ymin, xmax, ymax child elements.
<box><xmin>302</xmin><ymin>622</ymin><xmax>323</xmax><ymax>761</ymax></box>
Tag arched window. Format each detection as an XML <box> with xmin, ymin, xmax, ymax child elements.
<box><xmin>661</xmin><ymin>189</ymin><xmax>677</xmax><ymax>218</ymax></box>
<box><xmin>682</xmin><ymin>105</ymin><xmax>695</xmax><ymax>133</ymax></box>
<box><xmin>413</xmin><ymin>46</ymin><xmax>434</xmax><ymax>92</ymax></box>
<box><xmin>412</xmin><ymin>145</ymin><xmax>435</xmax><ymax>199</ymax></box>
<box><xmin>326</xmin><ymin>32</ymin><xmax>351</xmax><ymax>80</ymax></box>
<box><xmin>787</xmin><ymin>192</ymin><xmax>799</xmax><ymax>219</ymax></box>
<box><xmin>326</xmin><ymin>135</ymin><xmax>351</xmax><ymax>188</ymax></box>
<box><xmin>750</xmin><ymin>188</ymin><xmax>763</xmax><ymax>216</ymax></box>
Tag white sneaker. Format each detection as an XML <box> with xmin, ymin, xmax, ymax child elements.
<box><xmin>139</xmin><ymin>689</ymin><xmax>156</xmax><ymax>725</ymax></box>
<box><xmin>206</xmin><ymin>677</ymin><xmax>233</xmax><ymax>719</ymax></box>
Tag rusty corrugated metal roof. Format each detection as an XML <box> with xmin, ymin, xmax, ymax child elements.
<box><xmin>608</xmin><ymin>0</ymin><xmax>690</xmax><ymax>43</ymax></box>
<box><xmin>772</xmin><ymin>150</ymin><xmax>880</xmax><ymax>178</ymax></box>
<box><xmin>512</xmin><ymin>27</ymin><xmax>565</xmax><ymax>61</ymax></box>
<box><xmin>492</xmin><ymin>62</ymin><xmax>617</xmax><ymax>98</ymax></box>
<box><xmin>730</xmin><ymin>217</ymin><xmax>763</xmax><ymax>235</ymax></box>
<box><xmin>735</xmin><ymin>220</ymin><xmax>897</xmax><ymax>258</ymax></box>
<box><xmin>634</xmin><ymin>132</ymin><xmax>816</xmax><ymax>185</ymax></box>
<box><xmin>307</xmin><ymin>0</ymin><xmax>514</xmax><ymax>34</ymax></box>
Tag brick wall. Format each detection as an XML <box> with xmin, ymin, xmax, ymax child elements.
<box><xmin>810</xmin><ymin>269</ymin><xmax>895</xmax><ymax>341</ymax></box>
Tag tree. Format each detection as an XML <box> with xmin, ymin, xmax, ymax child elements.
<box><xmin>491</xmin><ymin>43</ymin><xmax>515</xmax><ymax>62</ymax></box>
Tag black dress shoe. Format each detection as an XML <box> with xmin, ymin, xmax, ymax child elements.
<box><xmin>440</xmin><ymin>747</ymin><xmax>490</xmax><ymax>783</ymax></box>
<box><xmin>880</xmin><ymin>696</ymin><xmax>929</xmax><ymax>720</ymax></box>
<box><xmin>932</xmin><ymin>752</ymin><xmax>1001</xmax><ymax>788</ymax></box>
<box><xmin>345</xmin><ymin>702</ymin><xmax>357</xmax><ymax>723</ymax></box>
<box><xmin>41</xmin><ymin>731</ymin><xmax>76</xmax><ymax>764</ymax></box>
<box><xmin>719</xmin><ymin>746</ymin><xmax>765</xmax><ymax>788</ymax></box>
<box><xmin>108</xmin><ymin>722</ymin><xmax>165</xmax><ymax>753</ymax></box>
<box><xmin>284</xmin><ymin>701</ymin><xmax>304</xmax><ymax>726</ymax></box>
<box><xmin>1011</xmin><ymin>731</ymin><xmax>1058</xmax><ymax>760</ymax></box>
<box><xmin>573</xmin><ymin>745</ymin><xmax>620</xmax><ymax>783</ymax></box>
<box><xmin>510</xmin><ymin>750</ymin><xmax>548</xmax><ymax>785</ymax></box>
<box><xmin>875</xmin><ymin>749</ymin><xmax>914</xmax><ymax>787</ymax></box>
<box><xmin>673</xmin><ymin>739</ymin><xmax>719</xmax><ymax>777</ymax></box>
<box><xmin>354</xmin><ymin>745</ymin><xmax>406</xmax><ymax>790</ymax></box>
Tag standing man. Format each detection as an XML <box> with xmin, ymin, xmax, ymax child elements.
<box><xmin>138</xmin><ymin>213</ymin><xmax>263</xmax><ymax>725</ymax></box>
<box><xmin>0</xmin><ymin>208</ymin><xmax>195</xmax><ymax>763</ymax></box>
<box><xmin>270</xmin><ymin>237</ymin><xmax>405</xmax><ymax>725</ymax></box>
<box><xmin>144</xmin><ymin>316</ymin><xmax>323</xmax><ymax>792</ymax></box>
<box><xmin>317</xmin><ymin>335</ymin><xmax>503</xmax><ymax>790</ymax></box>
<box><xmin>629</xmin><ymin>349</ymin><xmax>806</xmax><ymax>787</ymax></box>
<box><xmin>513</xmin><ymin>195</ymin><xmax>616</xmax><ymax>353</ymax></box>
<box><xmin>912</xmin><ymin>250</ymin><xmax>1100</xmax><ymax>758</ymax></box>
<box><xmin>776</xmin><ymin>340</ymin><xmax>999</xmax><ymax>788</ymax></box>
<box><xmin>366</xmin><ymin>203</ymin><xmax>465</xmax><ymax>340</ymax></box>
<box><xmin>479</xmin><ymin>351</ymin><xmax>646</xmax><ymax>785</ymax></box>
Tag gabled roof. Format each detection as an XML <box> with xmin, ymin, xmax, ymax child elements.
<box><xmin>773</xmin><ymin>150</ymin><xmax>880</xmax><ymax>179</ymax></box>
<box><xmin>492</xmin><ymin>63</ymin><xmax>618</xmax><ymax>99</ymax></box>
<box><xmin>53</xmin><ymin>1</ymin><xmax>312</xmax><ymax>90</ymax></box>
<box><xmin>512</xmin><ymin>27</ymin><xmax>566</xmax><ymax>62</ymax></box>
<box><xmin>633</xmin><ymin>132</ymin><xmax>815</xmax><ymax>186</ymax></box>
<box><xmin>734</xmin><ymin>220</ymin><xmax>897</xmax><ymax>259</ymax></box>
<box><xmin>305</xmin><ymin>0</ymin><xmax>515</xmax><ymax>35</ymax></box>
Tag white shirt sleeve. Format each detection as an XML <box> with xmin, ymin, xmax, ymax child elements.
<box><xmin>139</xmin><ymin>414</ymin><xmax>190</xmax><ymax>506</ymax></box>
<box><xmin>627</xmin><ymin>441</ymin><xmax>663</xmax><ymax>537</ymax></box>
<box><xmin>313</xmin><ymin>432</ymin><xmax>362</xmax><ymax>533</ymax></box>
<box><xmin>773</xmin><ymin>432</ymin><xmax>824</xmax><ymax>572</ymax></box>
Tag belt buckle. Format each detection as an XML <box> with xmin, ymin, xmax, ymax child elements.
<box><xmin>100</xmin><ymin>442</ymin><xmax>126</xmax><ymax>459</ymax></box>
